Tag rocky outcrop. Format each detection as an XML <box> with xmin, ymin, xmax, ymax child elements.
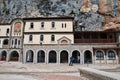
<box><xmin>0</xmin><ymin>0</ymin><xmax>119</xmax><ymax>31</ymax></box>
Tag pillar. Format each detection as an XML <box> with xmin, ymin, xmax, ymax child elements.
<box><xmin>34</xmin><ymin>50</ymin><xmax>37</xmax><ymax>64</ymax></box>
<box><xmin>46</xmin><ymin>51</ymin><xmax>48</xmax><ymax>64</ymax></box>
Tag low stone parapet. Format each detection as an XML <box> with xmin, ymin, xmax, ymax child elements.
<box><xmin>79</xmin><ymin>67</ymin><xmax>120</xmax><ymax>80</ymax></box>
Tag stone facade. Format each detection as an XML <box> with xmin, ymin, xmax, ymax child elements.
<box><xmin>0</xmin><ymin>17</ymin><xmax>119</xmax><ymax>64</ymax></box>
<box><xmin>23</xmin><ymin>43</ymin><xmax>118</xmax><ymax>64</ymax></box>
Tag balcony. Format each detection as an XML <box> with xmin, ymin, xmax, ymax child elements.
<box><xmin>74</xmin><ymin>39</ymin><xmax>116</xmax><ymax>43</ymax></box>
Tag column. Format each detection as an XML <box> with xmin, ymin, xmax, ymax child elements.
<box><xmin>81</xmin><ymin>52</ymin><xmax>84</xmax><ymax>64</ymax></box>
<box><xmin>46</xmin><ymin>51</ymin><xmax>48</xmax><ymax>64</ymax></box>
<box><xmin>33</xmin><ymin>50</ymin><xmax>37</xmax><ymax>64</ymax></box>
<box><xmin>57</xmin><ymin>51</ymin><xmax>60</xmax><ymax>64</ymax></box>
<box><xmin>105</xmin><ymin>52</ymin><xmax>107</xmax><ymax>64</ymax></box>
<box><xmin>6</xmin><ymin>52</ymin><xmax>9</xmax><ymax>62</ymax></box>
<box><xmin>0</xmin><ymin>52</ymin><xmax>1</xmax><ymax>61</ymax></box>
<box><xmin>23</xmin><ymin>50</ymin><xmax>26</xmax><ymax>64</ymax></box>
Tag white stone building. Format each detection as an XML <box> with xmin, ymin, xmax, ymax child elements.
<box><xmin>0</xmin><ymin>17</ymin><xmax>119</xmax><ymax>64</ymax></box>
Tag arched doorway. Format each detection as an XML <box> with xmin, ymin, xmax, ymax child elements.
<box><xmin>10</xmin><ymin>51</ymin><xmax>19</xmax><ymax>61</ymax></box>
<box><xmin>60</xmin><ymin>50</ymin><xmax>68</xmax><ymax>63</ymax></box>
<box><xmin>49</xmin><ymin>50</ymin><xmax>57</xmax><ymax>63</ymax></box>
<box><xmin>84</xmin><ymin>50</ymin><xmax>92</xmax><ymax>64</ymax></box>
<box><xmin>0</xmin><ymin>51</ymin><xmax>7</xmax><ymax>61</ymax></box>
<box><xmin>72</xmin><ymin>50</ymin><xmax>80</xmax><ymax>63</ymax></box>
<box><xmin>26</xmin><ymin>50</ymin><xmax>34</xmax><ymax>62</ymax></box>
<box><xmin>37</xmin><ymin>50</ymin><xmax>45</xmax><ymax>63</ymax></box>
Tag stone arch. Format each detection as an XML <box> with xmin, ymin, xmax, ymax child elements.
<box><xmin>95</xmin><ymin>50</ymin><xmax>104</xmax><ymax>59</ymax></box>
<box><xmin>37</xmin><ymin>50</ymin><xmax>45</xmax><ymax>63</ymax></box>
<box><xmin>12</xmin><ymin>20</ymin><xmax>23</xmax><ymax>35</ymax></box>
<box><xmin>10</xmin><ymin>51</ymin><xmax>19</xmax><ymax>61</ymax></box>
<box><xmin>60</xmin><ymin>50</ymin><xmax>69</xmax><ymax>63</ymax></box>
<box><xmin>72</xmin><ymin>50</ymin><xmax>80</xmax><ymax>63</ymax></box>
<box><xmin>106</xmin><ymin>50</ymin><xmax>116</xmax><ymax>59</ymax></box>
<box><xmin>26</xmin><ymin>50</ymin><xmax>34</xmax><ymax>62</ymax></box>
<box><xmin>57</xmin><ymin>36</ymin><xmax>71</xmax><ymax>44</ymax></box>
<box><xmin>49</xmin><ymin>50</ymin><xmax>57</xmax><ymax>63</ymax></box>
<box><xmin>84</xmin><ymin>50</ymin><xmax>92</xmax><ymax>64</ymax></box>
<box><xmin>61</xmin><ymin>40</ymin><xmax>68</xmax><ymax>44</ymax></box>
<box><xmin>0</xmin><ymin>50</ymin><xmax>7</xmax><ymax>61</ymax></box>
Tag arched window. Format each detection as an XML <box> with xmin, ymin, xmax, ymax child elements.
<box><xmin>30</xmin><ymin>22</ymin><xmax>34</xmax><ymax>29</ymax></box>
<box><xmin>6</xmin><ymin>28</ymin><xmax>9</xmax><ymax>34</ymax></box>
<box><xmin>108</xmin><ymin>51</ymin><xmax>116</xmax><ymax>59</ymax></box>
<box><xmin>96</xmin><ymin>51</ymin><xmax>104</xmax><ymax>59</ymax></box>
<box><xmin>12</xmin><ymin>40</ymin><xmax>14</xmax><ymax>45</ymax></box>
<box><xmin>51</xmin><ymin>35</ymin><xmax>55</xmax><ymax>41</ymax></box>
<box><xmin>29</xmin><ymin>35</ymin><xmax>33</xmax><ymax>41</ymax></box>
<box><xmin>51</xmin><ymin>22</ymin><xmax>55</xmax><ymax>28</ymax></box>
<box><xmin>18</xmin><ymin>40</ymin><xmax>20</xmax><ymax>45</ymax></box>
<box><xmin>15</xmin><ymin>39</ymin><xmax>17</xmax><ymax>45</ymax></box>
<box><xmin>40</xmin><ymin>35</ymin><xmax>44</xmax><ymax>41</ymax></box>
<box><xmin>41</xmin><ymin>22</ymin><xmax>44</xmax><ymax>28</ymax></box>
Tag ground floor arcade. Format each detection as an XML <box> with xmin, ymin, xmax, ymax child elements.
<box><xmin>0</xmin><ymin>44</ymin><xmax>119</xmax><ymax>64</ymax></box>
<box><xmin>22</xmin><ymin>44</ymin><xmax>119</xmax><ymax>64</ymax></box>
<box><xmin>0</xmin><ymin>49</ymin><xmax>22</xmax><ymax>62</ymax></box>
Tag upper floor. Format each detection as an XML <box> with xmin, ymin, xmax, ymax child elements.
<box><xmin>23</xmin><ymin>17</ymin><xmax>74</xmax><ymax>33</ymax></box>
<box><xmin>74</xmin><ymin>31</ymin><xmax>117</xmax><ymax>43</ymax></box>
<box><xmin>0</xmin><ymin>24</ymin><xmax>10</xmax><ymax>36</ymax></box>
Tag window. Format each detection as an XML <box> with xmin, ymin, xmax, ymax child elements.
<box><xmin>6</xmin><ymin>28</ymin><xmax>9</xmax><ymax>34</ymax></box>
<box><xmin>41</xmin><ymin>22</ymin><xmax>44</xmax><ymax>28</ymax></box>
<box><xmin>40</xmin><ymin>35</ymin><xmax>44</xmax><ymax>41</ymax></box>
<box><xmin>51</xmin><ymin>35</ymin><xmax>55</xmax><ymax>41</ymax></box>
<box><xmin>18</xmin><ymin>40</ymin><xmax>20</xmax><ymax>45</ymax></box>
<box><xmin>108</xmin><ymin>51</ymin><xmax>116</xmax><ymax>59</ymax></box>
<box><xmin>65</xmin><ymin>23</ymin><xmax>66</xmax><ymax>28</ymax></box>
<box><xmin>62</xmin><ymin>23</ymin><xmax>67</xmax><ymax>28</ymax></box>
<box><xmin>30</xmin><ymin>22</ymin><xmax>34</xmax><ymax>29</ymax></box>
<box><xmin>29</xmin><ymin>35</ymin><xmax>33</xmax><ymax>41</ymax></box>
<box><xmin>3</xmin><ymin>39</ymin><xmax>8</xmax><ymax>45</ymax></box>
<box><xmin>15</xmin><ymin>39</ymin><xmax>17</xmax><ymax>45</ymax></box>
<box><xmin>62</xmin><ymin>23</ymin><xmax>64</xmax><ymax>28</ymax></box>
<box><xmin>12</xmin><ymin>40</ymin><xmax>14</xmax><ymax>45</ymax></box>
<box><xmin>51</xmin><ymin>22</ymin><xmax>55</xmax><ymax>28</ymax></box>
<box><xmin>96</xmin><ymin>51</ymin><xmax>104</xmax><ymax>59</ymax></box>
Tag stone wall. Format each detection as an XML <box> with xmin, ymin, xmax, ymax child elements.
<box><xmin>23</xmin><ymin>43</ymin><xmax>117</xmax><ymax>64</ymax></box>
<box><xmin>79</xmin><ymin>68</ymin><xmax>120</xmax><ymax>80</ymax></box>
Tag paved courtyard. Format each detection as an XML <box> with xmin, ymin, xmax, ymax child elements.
<box><xmin>0</xmin><ymin>62</ymin><xmax>120</xmax><ymax>80</ymax></box>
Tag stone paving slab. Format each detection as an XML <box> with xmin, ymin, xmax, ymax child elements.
<box><xmin>0</xmin><ymin>62</ymin><xmax>120</xmax><ymax>80</ymax></box>
<box><xmin>0</xmin><ymin>74</ymin><xmax>37</xmax><ymax>80</ymax></box>
<box><xmin>35</xmin><ymin>74</ymin><xmax>80</xmax><ymax>80</ymax></box>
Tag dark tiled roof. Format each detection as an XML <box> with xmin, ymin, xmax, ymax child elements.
<box><xmin>23</xmin><ymin>17</ymin><xmax>74</xmax><ymax>20</ymax></box>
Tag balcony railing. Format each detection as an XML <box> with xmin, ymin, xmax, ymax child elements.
<box><xmin>74</xmin><ymin>39</ymin><xmax>116</xmax><ymax>43</ymax></box>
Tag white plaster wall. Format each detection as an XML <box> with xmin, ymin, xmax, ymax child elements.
<box><xmin>24</xmin><ymin>20</ymin><xmax>73</xmax><ymax>32</ymax></box>
<box><xmin>0</xmin><ymin>25</ymin><xmax>10</xmax><ymax>36</ymax></box>
<box><xmin>24</xmin><ymin>34</ymin><xmax>74</xmax><ymax>44</ymax></box>
<box><xmin>0</xmin><ymin>39</ymin><xmax>4</xmax><ymax>48</ymax></box>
